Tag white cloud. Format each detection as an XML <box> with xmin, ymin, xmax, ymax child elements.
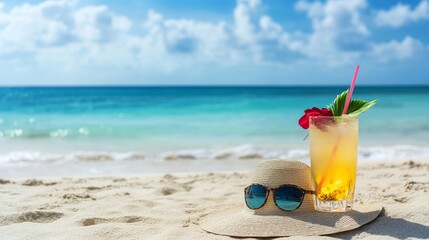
<box><xmin>136</xmin><ymin>1</ymin><xmax>297</xmax><ymax>69</ymax></box>
<box><xmin>371</xmin><ymin>36</ymin><xmax>423</xmax><ymax>62</ymax></box>
<box><xmin>0</xmin><ymin>0</ymin><xmax>427</xmax><ymax>83</ymax></box>
<box><xmin>231</xmin><ymin>0</ymin><xmax>301</xmax><ymax>63</ymax></box>
<box><xmin>112</xmin><ymin>16</ymin><xmax>132</xmax><ymax>32</ymax></box>
<box><xmin>233</xmin><ymin>0</ymin><xmax>259</xmax><ymax>45</ymax></box>
<box><xmin>259</xmin><ymin>16</ymin><xmax>282</xmax><ymax>38</ymax></box>
<box><xmin>375</xmin><ymin>0</ymin><xmax>429</xmax><ymax>28</ymax></box>
<box><xmin>0</xmin><ymin>0</ymin><xmax>132</xmax><ymax>53</ymax></box>
<box><xmin>138</xmin><ymin>9</ymin><xmax>233</xmax><ymax>71</ymax></box>
<box><xmin>295</xmin><ymin>0</ymin><xmax>369</xmax><ymax>65</ymax></box>
<box><xmin>72</xmin><ymin>5</ymin><xmax>131</xmax><ymax>42</ymax></box>
<box><xmin>0</xmin><ymin>0</ymin><xmax>73</xmax><ymax>52</ymax></box>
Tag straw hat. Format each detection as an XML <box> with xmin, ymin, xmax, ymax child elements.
<box><xmin>200</xmin><ymin>160</ymin><xmax>382</xmax><ymax>237</ymax></box>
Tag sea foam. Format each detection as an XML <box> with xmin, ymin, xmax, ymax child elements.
<box><xmin>1</xmin><ymin>144</ymin><xmax>428</xmax><ymax>165</ymax></box>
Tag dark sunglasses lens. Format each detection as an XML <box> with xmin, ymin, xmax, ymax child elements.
<box><xmin>274</xmin><ymin>186</ymin><xmax>304</xmax><ymax>211</ymax></box>
<box><xmin>245</xmin><ymin>185</ymin><xmax>267</xmax><ymax>209</ymax></box>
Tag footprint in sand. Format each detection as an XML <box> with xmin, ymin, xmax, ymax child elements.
<box><xmin>133</xmin><ymin>199</ymin><xmax>156</xmax><ymax>208</ymax></box>
<box><xmin>112</xmin><ymin>178</ymin><xmax>127</xmax><ymax>183</ymax></box>
<box><xmin>86</xmin><ymin>185</ymin><xmax>112</xmax><ymax>191</ymax></box>
<box><xmin>63</xmin><ymin>193</ymin><xmax>96</xmax><ymax>201</ymax></box>
<box><xmin>404</xmin><ymin>181</ymin><xmax>429</xmax><ymax>191</ymax></box>
<box><xmin>160</xmin><ymin>187</ymin><xmax>177</xmax><ymax>195</ymax></box>
<box><xmin>0</xmin><ymin>179</ymin><xmax>11</xmax><ymax>184</ymax></box>
<box><xmin>402</xmin><ymin>161</ymin><xmax>424</xmax><ymax>169</ymax></box>
<box><xmin>393</xmin><ymin>197</ymin><xmax>409</xmax><ymax>203</ymax></box>
<box><xmin>159</xmin><ymin>184</ymin><xmax>193</xmax><ymax>195</ymax></box>
<box><xmin>81</xmin><ymin>216</ymin><xmax>160</xmax><ymax>226</ymax></box>
<box><xmin>160</xmin><ymin>174</ymin><xmax>178</xmax><ymax>183</ymax></box>
<box><xmin>22</xmin><ymin>179</ymin><xmax>57</xmax><ymax>186</ymax></box>
<box><xmin>0</xmin><ymin>211</ymin><xmax>64</xmax><ymax>226</ymax></box>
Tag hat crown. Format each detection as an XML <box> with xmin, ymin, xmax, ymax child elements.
<box><xmin>249</xmin><ymin>159</ymin><xmax>315</xmax><ymax>214</ymax></box>
<box><xmin>251</xmin><ymin>160</ymin><xmax>313</xmax><ymax>189</ymax></box>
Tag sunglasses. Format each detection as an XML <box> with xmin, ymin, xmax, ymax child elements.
<box><xmin>244</xmin><ymin>184</ymin><xmax>315</xmax><ymax>211</ymax></box>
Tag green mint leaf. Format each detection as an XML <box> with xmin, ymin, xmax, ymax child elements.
<box><xmin>328</xmin><ymin>89</ymin><xmax>377</xmax><ymax>116</ymax></box>
<box><xmin>347</xmin><ymin>99</ymin><xmax>377</xmax><ymax>116</ymax></box>
<box><xmin>328</xmin><ymin>89</ymin><xmax>349</xmax><ymax>116</ymax></box>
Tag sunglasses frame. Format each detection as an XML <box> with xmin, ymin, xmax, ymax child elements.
<box><xmin>244</xmin><ymin>183</ymin><xmax>315</xmax><ymax>212</ymax></box>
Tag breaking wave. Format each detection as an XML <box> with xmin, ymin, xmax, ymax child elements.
<box><xmin>1</xmin><ymin>144</ymin><xmax>428</xmax><ymax>165</ymax></box>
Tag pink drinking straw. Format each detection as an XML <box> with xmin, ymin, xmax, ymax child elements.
<box><xmin>342</xmin><ymin>65</ymin><xmax>360</xmax><ymax>114</ymax></box>
<box><xmin>317</xmin><ymin>65</ymin><xmax>361</xmax><ymax>193</ymax></box>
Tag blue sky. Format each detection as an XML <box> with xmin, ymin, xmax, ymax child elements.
<box><xmin>0</xmin><ymin>0</ymin><xmax>428</xmax><ymax>86</ymax></box>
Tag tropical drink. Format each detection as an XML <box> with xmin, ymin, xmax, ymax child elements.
<box><xmin>297</xmin><ymin>66</ymin><xmax>376</xmax><ymax>212</ymax></box>
<box><xmin>309</xmin><ymin>115</ymin><xmax>358</xmax><ymax>212</ymax></box>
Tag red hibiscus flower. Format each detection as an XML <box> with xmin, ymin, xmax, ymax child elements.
<box><xmin>298</xmin><ymin>107</ymin><xmax>333</xmax><ymax>129</ymax></box>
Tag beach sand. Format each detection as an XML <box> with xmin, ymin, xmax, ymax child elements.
<box><xmin>1</xmin><ymin>160</ymin><xmax>428</xmax><ymax>239</ymax></box>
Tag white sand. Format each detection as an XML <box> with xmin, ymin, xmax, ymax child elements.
<box><xmin>0</xmin><ymin>160</ymin><xmax>428</xmax><ymax>239</ymax></box>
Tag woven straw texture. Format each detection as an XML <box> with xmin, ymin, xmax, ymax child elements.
<box><xmin>200</xmin><ymin>159</ymin><xmax>383</xmax><ymax>237</ymax></box>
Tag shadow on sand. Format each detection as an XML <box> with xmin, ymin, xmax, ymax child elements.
<box><xmin>333</xmin><ymin>210</ymin><xmax>429</xmax><ymax>239</ymax></box>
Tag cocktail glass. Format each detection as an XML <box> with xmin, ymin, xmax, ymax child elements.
<box><xmin>309</xmin><ymin>115</ymin><xmax>358</xmax><ymax>212</ymax></box>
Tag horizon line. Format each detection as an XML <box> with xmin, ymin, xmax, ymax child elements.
<box><xmin>1</xmin><ymin>84</ymin><xmax>429</xmax><ymax>88</ymax></box>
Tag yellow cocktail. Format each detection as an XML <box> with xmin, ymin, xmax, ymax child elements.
<box><xmin>309</xmin><ymin>115</ymin><xmax>358</xmax><ymax>212</ymax></box>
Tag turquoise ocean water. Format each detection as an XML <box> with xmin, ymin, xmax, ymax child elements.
<box><xmin>0</xmin><ymin>86</ymin><xmax>428</xmax><ymax>176</ymax></box>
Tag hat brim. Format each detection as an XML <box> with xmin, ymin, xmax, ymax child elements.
<box><xmin>200</xmin><ymin>203</ymin><xmax>382</xmax><ymax>237</ymax></box>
